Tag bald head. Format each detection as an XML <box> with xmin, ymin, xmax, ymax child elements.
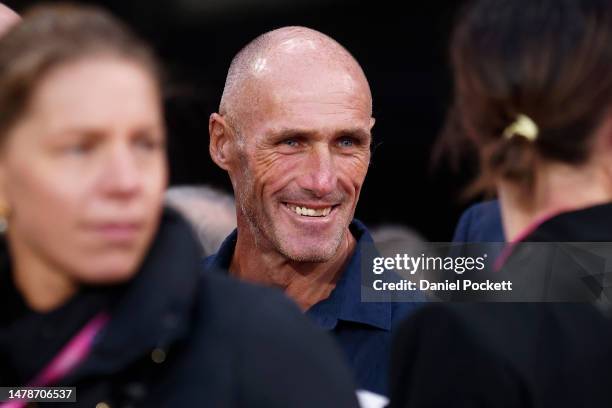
<box><xmin>0</xmin><ymin>4</ymin><xmax>19</xmax><ymax>37</ymax></box>
<box><xmin>209</xmin><ymin>26</ymin><xmax>374</xmax><ymax>265</ymax></box>
<box><xmin>219</xmin><ymin>26</ymin><xmax>372</xmax><ymax>133</ymax></box>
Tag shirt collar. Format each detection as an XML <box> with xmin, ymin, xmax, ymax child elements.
<box><xmin>206</xmin><ymin>220</ymin><xmax>392</xmax><ymax>331</ymax></box>
<box><xmin>205</xmin><ymin>229</ymin><xmax>237</xmax><ymax>271</ymax></box>
<box><xmin>307</xmin><ymin>220</ymin><xmax>392</xmax><ymax>331</ymax></box>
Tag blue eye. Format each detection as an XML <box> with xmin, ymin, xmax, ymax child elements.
<box><xmin>283</xmin><ymin>139</ymin><xmax>300</xmax><ymax>147</ymax></box>
<box><xmin>338</xmin><ymin>137</ymin><xmax>354</xmax><ymax>147</ymax></box>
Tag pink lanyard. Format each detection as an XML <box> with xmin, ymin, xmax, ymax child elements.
<box><xmin>0</xmin><ymin>311</ymin><xmax>110</xmax><ymax>408</ymax></box>
<box><xmin>493</xmin><ymin>209</ymin><xmax>566</xmax><ymax>271</ymax></box>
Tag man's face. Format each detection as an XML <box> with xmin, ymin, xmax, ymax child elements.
<box><xmin>229</xmin><ymin>66</ymin><xmax>373</xmax><ymax>262</ymax></box>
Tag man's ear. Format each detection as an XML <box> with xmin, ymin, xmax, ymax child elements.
<box><xmin>209</xmin><ymin>113</ymin><xmax>235</xmax><ymax>172</ymax></box>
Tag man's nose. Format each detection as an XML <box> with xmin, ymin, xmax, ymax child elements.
<box><xmin>101</xmin><ymin>143</ymin><xmax>141</xmax><ymax>198</ymax></box>
<box><xmin>297</xmin><ymin>145</ymin><xmax>338</xmax><ymax>198</ymax></box>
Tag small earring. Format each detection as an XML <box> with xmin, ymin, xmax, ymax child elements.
<box><xmin>0</xmin><ymin>203</ymin><xmax>10</xmax><ymax>234</ymax></box>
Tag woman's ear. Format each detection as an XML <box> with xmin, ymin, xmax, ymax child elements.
<box><xmin>209</xmin><ymin>113</ymin><xmax>235</xmax><ymax>172</ymax></box>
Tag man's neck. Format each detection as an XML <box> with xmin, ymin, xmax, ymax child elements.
<box><xmin>230</xmin><ymin>228</ymin><xmax>357</xmax><ymax>311</ymax></box>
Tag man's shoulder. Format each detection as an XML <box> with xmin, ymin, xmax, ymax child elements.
<box><xmin>453</xmin><ymin>200</ymin><xmax>504</xmax><ymax>242</ymax></box>
<box><xmin>389</xmin><ymin>301</ymin><xmax>424</xmax><ymax>328</ymax></box>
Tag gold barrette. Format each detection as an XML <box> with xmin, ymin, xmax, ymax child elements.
<box><xmin>503</xmin><ymin>114</ymin><xmax>538</xmax><ymax>142</ymax></box>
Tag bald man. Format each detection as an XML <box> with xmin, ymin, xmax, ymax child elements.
<box><xmin>0</xmin><ymin>3</ymin><xmax>19</xmax><ymax>36</ymax></box>
<box><xmin>205</xmin><ymin>26</ymin><xmax>422</xmax><ymax>395</ymax></box>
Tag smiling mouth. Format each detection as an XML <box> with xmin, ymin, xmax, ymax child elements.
<box><xmin>284</xmin><ymin>203</ymin><xmax>336</xmax><ymax>217</ymax></box>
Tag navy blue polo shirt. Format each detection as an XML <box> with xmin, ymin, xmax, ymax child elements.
<box><xmin>452</xmin><ymin>200</ymin><xmax>505</xmax><ymax>242</ymax></box>
<box><xmin>204</xmin><ymin>219</ymin><xmax>423</xmax><ymax>395</ymax></box>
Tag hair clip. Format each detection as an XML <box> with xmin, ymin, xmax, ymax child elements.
<box><xmin>503</xmin><ymin>114</ymin><xmax>538</xmax><ymax>142</ymax></box>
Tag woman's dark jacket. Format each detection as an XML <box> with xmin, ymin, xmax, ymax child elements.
<box><xmin>0</xmin><ymin>209</ymin><xmax>358</xmax><ymax>407</ymax></box>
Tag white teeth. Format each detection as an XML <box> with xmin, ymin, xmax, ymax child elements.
<box><xmin>288</xmin><ymin>205</ymin><xmax>332</xmax><ymax>217</ymax></box>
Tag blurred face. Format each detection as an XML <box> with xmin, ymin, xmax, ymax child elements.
<box><xmin>229</xmin><ymin>65</ymin><xmax>373</xmax><ymax>262</ymax></box>
<box><xmin>0</xmin><ymin>56</ymin><xmax>167</xmax><ymax>284</ymax></box>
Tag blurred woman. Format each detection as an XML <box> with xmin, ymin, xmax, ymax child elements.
<box><xmin>0</xmin><ymin>5</ymin><xmax>357</xmax><ymax>407</ymax></box>
<box><xmin>390</xmin><ymin>0</ymin><xmax>612</xmax><ymax>406</ymax></box>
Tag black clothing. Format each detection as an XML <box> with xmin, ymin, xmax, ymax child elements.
<box><xmin>1</xmin><ymin>209</ymin><xmax>358</xmax><ymax>407</ymax></box>
<box><xmin>390</xmin><ymin>203</ymin><xmax>612</xmax><ymax>408</ymax></box>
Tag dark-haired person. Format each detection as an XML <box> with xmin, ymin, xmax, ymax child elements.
<box><xmin>0</xmin><ymin>5</ymin><xmax>358</xmax><ymax>407</ymax></box>
<box><xmin>390</xmin><ymin>0</ymin><xmax>612</xmax><ymax>406</ymax></box>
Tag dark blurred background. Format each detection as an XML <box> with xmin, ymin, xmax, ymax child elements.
<box><xmin>6</xmin><ymin>0</ymin><xmax>477</xmax><ymax>240</ymax></box>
